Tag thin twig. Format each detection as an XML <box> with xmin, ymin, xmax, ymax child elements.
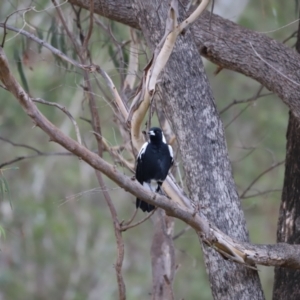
<box><xmin>282</xmin><ymin>30</ymin><xmax>297</xmax><ymax>44</ymax></box>
<box><xmin>1</xmin><ymin>7</ymin><xmax>31</xmax><ymax>47</ymax></box>
<box><xmin>0</xmin><ymin>152</ymin><xmax>72</xmax><ymax>169</ymax></box>
<box><xmin>220</xmin><ymin>91</ymin><xmax>272</xmax><ymax>114</ymax></box>
<box><xmin>121</xmin><ymin>208</ymin><xmax>156</xmax><ymax>231</ymax></box>
<box><xmin>95</xmin><ymin>18</ymin><xmax>126</xmax><ymax>87</ymax></box>
<box><xmin>121</xmin><ymin>208</ymin><xmax>138</xmax><ymax>227</ymax></box>
<box><xmin>0</xmin><ymin>23</ymin><xmax>91</xmax><ymax>71</ymax></box>
<box><xmin>173</xmin><ymin>226</ymin><xmax>191</xmax><ymax>240</ymax></box>
<box><xmin>91</xmin><ymin>131</ymin><xmax>134</xmax><ymax>172</ymax></box>
<box><xmin>52</xmin><ymin>0</ymin><xmax>80</xmax><ymax>54</ymax></box>
<box><xmin>240</xmin><ymin>160</ymin><xmax>285</xmax><ymax>198</ymax></box>
<box><xmin>225</xmin><ymin>103</ymin><xmax>252</xmax><ymax>129</ymax></box>
<box><xmin>241</xmin><ymin>189</ymin><xmax>282</xmax><ymax>200</ymax></box>
<box><xmin>33</xmin><ymin>98</ymin><xmax>82</xmax><ymax>145</ymax></box>
<box><xmin>0</xmin><ymin>136</ymin><xmax>42</xmax><ymax>153</ymax></box>
<box><xmin>82</xmin><ymin>0</ymin><xmax>94</xmax><ymax>51</ymax></box>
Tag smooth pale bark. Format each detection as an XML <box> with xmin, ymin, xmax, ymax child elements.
<box><xmin>130</xmin><ymin>1</ymin><xmax>264</xmax><ymax>299</ymax></box>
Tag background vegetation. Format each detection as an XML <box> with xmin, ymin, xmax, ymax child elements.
<box><xmin>0</xmin><ymin>0</ymin><xmax>297</xmax><ymax>299</ymax></box>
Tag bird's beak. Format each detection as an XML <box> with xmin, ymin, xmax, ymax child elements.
<box><xmin>149</xmin><ymin>130</ymin><xmax>155</xmax><ymax>136</ymax></box>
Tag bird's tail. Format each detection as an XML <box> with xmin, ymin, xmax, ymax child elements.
<box><xmin>136</xmin><ymin>182</ymin><xmax>162</xmax><ymax>212</ymax></box>
<box><xmin>136</xmin><ymin>198</ymin><xmax>155</xmax><ymax>212</ymax></box>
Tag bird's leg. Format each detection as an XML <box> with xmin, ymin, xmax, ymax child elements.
<box><xmin>156</xmin><ymin>181</ymin><xmax>166</xmax><ymax>195</ymax></box>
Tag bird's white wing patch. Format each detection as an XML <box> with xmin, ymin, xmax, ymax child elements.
<box><xmin>162</xmin><ymin>132</ymin><xmax>167</xmax><ymax>144</ymax></box>
<box><xmin>143</xmin><ymin>181</ymin><xmax>158</xmax><ymax>192</ymax></box>
<box><xmin>137</xmin><ymin>142</ymin><xmax>148</xmax><ymax>159</ymax></box>
<box><xmin>168</xmin><ymin>145</ymin><xmax>174</xmax><ymax>159</ymax></box>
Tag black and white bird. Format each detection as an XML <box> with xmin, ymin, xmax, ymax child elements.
<box><xmin>135</xmin><ymin>127</ymin><xmax>174</xmax><ymax>212</ymax></box>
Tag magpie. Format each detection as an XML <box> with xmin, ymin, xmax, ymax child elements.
<box><xmin>135</xmin><ymin>127</ymin><xmax>174</xmax><ymax>212</ymax></box>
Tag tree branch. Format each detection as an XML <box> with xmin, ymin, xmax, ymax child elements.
<box><xmin>1</xmin><ymin>25</ymin><xmax>300</xmax><ymax>272</ymax></box>
<box><xmin>68</xmin><ymin>0</ymin><xmax>300</xmax><ymax>119</ymax></box>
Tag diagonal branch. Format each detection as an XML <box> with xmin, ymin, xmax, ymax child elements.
<box><xmin>1</xmin><ymin>45</ymin><xmax>300</xmax><ymax>270</ymax></box>
<box><xmin>33</xmin><ymin>98</ymin><xmax>82</xmax><ymax>145</ymax></box>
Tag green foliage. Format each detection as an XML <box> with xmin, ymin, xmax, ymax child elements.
<box><xmin>13</xmin><ymin>48</ymin><xmax>30</xmax><ymax>93</ymax></box>
<box><xmin>0</xmin><ymin>167</ymin><xmax>18</xmax><ymax>208</ymax></box>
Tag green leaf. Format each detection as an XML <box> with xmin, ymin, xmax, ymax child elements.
<box><xmin>36</xmin><ymin>28</ymin><xmax>44</xmax><ymax>53</ymax></box>
<box><xmin>0</xmin><ymin>177</ymin><xmax>4</xmax><ymax>201</ymax></box>
<box><xmin>59</xmin><ymin>30</ymin><xmax>67</xmax><ymax>54</ymax></box>
<box><xmin>2</xmin><ymin>176</ymin><xmax>12</xmax><ymax>209</ymax></box>
<box><xmin>13</xmin><ymin>49</ymin><xmax>30</xmax><ymax>93</ymax></box>
<box><xmin>108</xmin><ymin>44</ymin><xmax>119</xmax><ymax>69</ymax></box>
<box><xmin>0</xmin><ymin>225</ymin><xmax>6</xmax><ymax>239</ymax></box>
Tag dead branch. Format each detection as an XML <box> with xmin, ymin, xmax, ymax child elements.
<box><xmin>33</xmin><ymin>98</ymin><xmax>82</xmax><ymax>145</ymax></box>
<box><xmin>120</xmin><ymin>208</ymin><xmax>156</xmax><ymax>231</ymax></box>
<box><xmin>82</xmin><ymin>0</ymin><xmax>94</xmax><ymax>51</ymax></box>
<box><xmin>0</xmin><ymin>152</ymin><xmax>73</xmax><ymax>169</ymax></box>
<box><xmin>240</xmin><ymin>160</ymin><xmax>285</xmax><ymax>198</ymax></box>
<box><xmin>219</xmin><ymin>85</ymin><xmax>272</xmax><ymax>114</ymax></box>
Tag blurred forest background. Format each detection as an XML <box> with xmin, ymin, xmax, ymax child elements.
<box><xmin>0</xmin><ymin>0</ymin><xmax>297</xmax><ymax>299</ymax></box>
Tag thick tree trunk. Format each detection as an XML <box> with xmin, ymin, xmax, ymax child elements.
<box><xmin>273</xmin><ymin>113</ymin><xmax>300</xmax><ymax>300</ymax></box>
<box><xmin>131</xmin><ymin>1</ymin><xmax>264</xmax><ymax>299</ymax></box>
<box><xmin>273</xmin><ymin>21</ymin><xmax>300</xmax><ymax>299</ymax></box>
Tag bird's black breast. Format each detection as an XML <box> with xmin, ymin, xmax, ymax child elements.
<box><xmin>136</xmin><ymin>143</ymin><xmax>172</xmax><ymax>183</ymax></box>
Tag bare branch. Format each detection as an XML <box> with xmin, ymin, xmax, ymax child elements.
<box><xmin>120</xmin><ymin>208</ymin><xmax>156</xmax><ymax>231</ymax></box>
<box><xmin>52</xmin><ymin>0</ymin><xmax>80</xmax><ymax>54</ymax></box>
<box><xmin>0</xmin><ymin>23</ymin><xmax>92</xmax><ymax>71</ymax></box>
<box><xmin>82</xmin><ymin>0</ymin><xmax>94</xmax><ymax>51</ymax></box>
<box><xmin>220</xmin><ymin>86</ymin><xmax>272</xmax><ymax>114</ymax></box>
<box><xmin>0</xmin><ymin>152</ymin><xmax>72</xmax><ymax>169</ymax></box>
<box><xmin>240</xmin><ymin>160</ymin><xmax>285</xmax><ymax>199</ymax></box>
<box><xmin>173</xmin><ymin>226</ymin><xmax>191</xmax><ymax>240</ymax></box>
<box><xmin>0</xmin><ymin>136</ymin><xmax>42</xmax><ymax>153</ymax></box>
<box><xmin>33</xmin><ymin>98</ymin><xmax>82</xmax><ymax>145</ymax></box>
<box><xmin>241</xmin><ymin>189</ymin><xmax>282</xmax><ymax>200</ymax></box>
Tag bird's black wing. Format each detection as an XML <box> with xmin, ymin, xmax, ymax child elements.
<box><xmin>135</xmin><ymin>142</ymin><xmax>148</xmax><ymax>184</ymax></box>
<box><xmin>135</xmin><ymin>142</ymin><xmax>155</xmax><ymax>212</ymax></box>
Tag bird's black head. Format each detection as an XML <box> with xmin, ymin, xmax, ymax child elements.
<box><xmin>148</xmin><ymin>127</ymin><xmax>165</xmax><ymax>144</ymax></box>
